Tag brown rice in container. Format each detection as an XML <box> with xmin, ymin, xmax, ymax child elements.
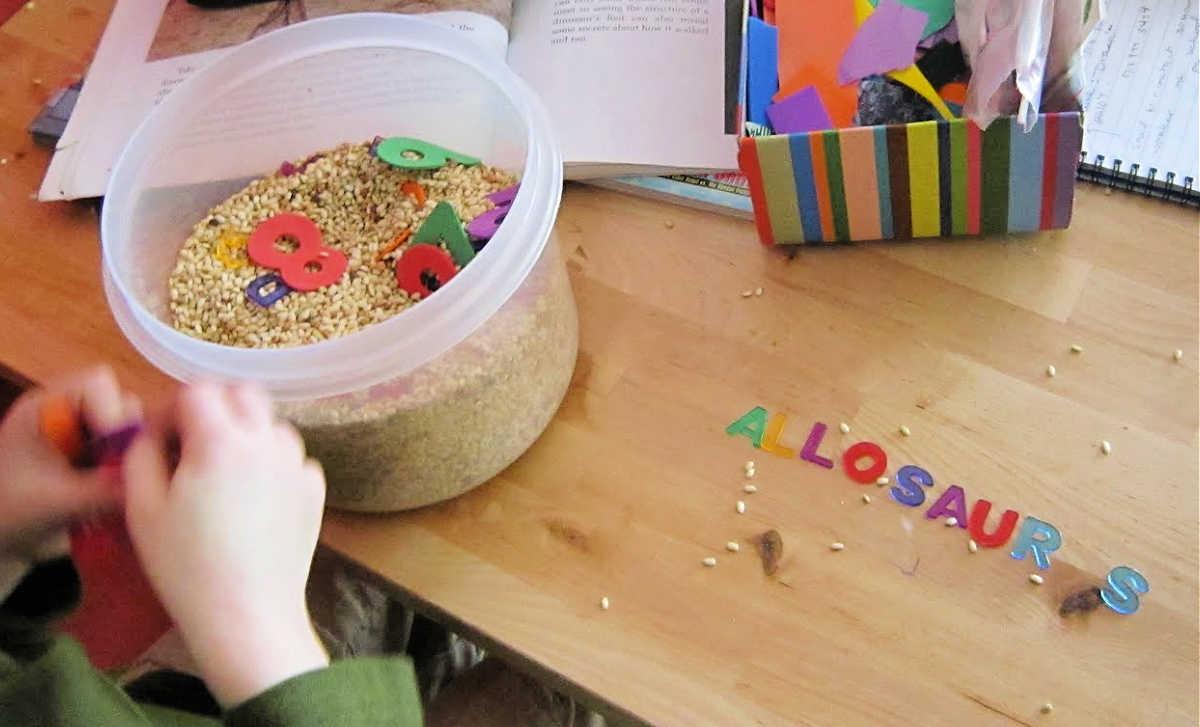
<box><xmin>166</xmin><ymin>141</ymin><xmax>577</xmax><ymax>510</ymax></box>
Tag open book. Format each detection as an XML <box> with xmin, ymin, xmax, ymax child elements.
<box><xmin>40</xmin><ymin>0</ymin><xmax>742</xmax><ymax>201</ymax></box>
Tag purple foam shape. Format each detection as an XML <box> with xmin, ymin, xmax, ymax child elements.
<box><xmin>924</xmin><ymin>484</ymin><xmax>969</xmax><ymax>527</ymax></box>
<box><xmin>766</xmin><ymin>86</ymin><xmax>835</xmax><ymax>134</ymax></box>
<box><xmin>466</xmin><ymin>207</ymin><xmax>509</xmax><ymax>241</ymax></box>
<box><xmin>278</xmin><ymin>154</ymin><xmax>323</xmax><ymax>177</ymax></box>
<box><xmin>93</xmin><ymin>424</ymin><xmax>141</xmax><ymax>462</ymax></box>
<box><xmin>299</xmin><ymin>153</ymin><xmax>324</xmax><ymax>171</ymax></box>
<box><xmin>487</xmin><ymin>184</ymin><xmax>520</xmax><ymax>205</ymax></box>
<box><xmin>837</xmin><ymin>0</ymin><xmax>929</xmax><ymax>84</ymax></box>
<box><xmin>469</xmin><ymin>184</ymin><xmax>520</xmax><ymax>241</ymax></box>
<box><xmin>799</xmin><ymin>421</ymin><xmax>835</xmax><ymax>469</ymax></box>
<box><xmin>75</xmin><ymin>422</ymin><xmax>142</xmax><ymax>468</ymax></box>
<box><xmin>246</xmin><ymin>273</ymin><xmax>292</xmax><ymax>307</ymax></box>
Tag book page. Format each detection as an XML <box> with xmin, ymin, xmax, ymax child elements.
<box><xmin>506</xmin><ymin>0</ymin><xmax>740</xmax><ymax>173</ymax></box>
<box><xmin>1080</xmin><ymin>0</ymin><xmax>1199</xmax><ymax>184</ymax></box>
<box><xmin>40</xmin><ymin>0</ymin><xmax>512</xmax><ymax>201</ymax></box>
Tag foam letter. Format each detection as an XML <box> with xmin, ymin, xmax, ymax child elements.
<box><xmin>841</xmin><ymin>441</ymin><xmax>887</xmax><ymax>484</ymax></box>
<box><xmin>376</xmin><ymin>137</ymin><xmax>481</xmax><ymax>169</ymax></box>
<box><xmin>1009</xmin><ymin>517</ymin><xmax>1062</xmax><ymax>569</ymax></box>
<box><xmin>924</xmin><ymin>485</ymin><xmax>968</xmax><ymax>527</ymax></box>
<box><xmin>799</xmin><ymin>421</ymin><xmax>835</xmax><ymax>469</ymax></box>
<box><xmin>890</xmin><ymin>465</ymin><xmax>933</xmax><ymax>506</ymax></box>
<box><xmin>1100</xmin><ymin>566</ymin><xmax>1150</xmax><ymax>615</ymax></box>
<box><xmin>726</xmin><ymin>407</ymin><xmax>769</xmax><ymax>448</ymax></box>
<box><xmin>760</xmin><ymin>413</ymin><xmax>797</xmax><ymax>458</ymax></box>
<box><xmin>413</xmin><ymin>201</ymin><xmax>474</xmax><ymax>266</ymax></box>
<box><xmin>967</xmin><ymin>499</ymin><xmax>1019</xmax><ymax>548</ymax></box>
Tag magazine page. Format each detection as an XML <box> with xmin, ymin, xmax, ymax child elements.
<box><xmin>505</xmin><ymin>0</ymin><xmax>741</xmax><ymax>174</ymax></box>
<box><xmin>40</xmin><ymin>0</ymin><xmax>512</xmax><ymax>201</ymax></box>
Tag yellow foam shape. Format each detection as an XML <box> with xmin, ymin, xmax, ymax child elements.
<box><xmin>888</xmin><ymin>66</ymin><xmax>955</xmax><ymax>119</ymax></box>
<box><xmin>853</xmin><ymin>0</ymin><xmax>874</xmax><ymax>25</ymax></box>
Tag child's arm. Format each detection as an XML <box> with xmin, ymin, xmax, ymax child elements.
<box><xmin>0</xmin><ymin>366</ymin><xmax>136</xmax><ymax>571</ymax></box>
<box><xmin>123</xmin><ymin>381</ymin><xmax>423</xmax><ymax>725</ymax></box>
<box><xmin>1</xmin><ymin>367</ymin><xmax>153</xmax><ymax>723</ymax></box>
<box><xmin>123</xmin><ymin>381</ymin><xmax>331</xmax><ymax>707</ymax></box>
<box><xmin>1</xmin><ymin>372</ymin><xmax>422</xmax><ymax>726</ymax></box>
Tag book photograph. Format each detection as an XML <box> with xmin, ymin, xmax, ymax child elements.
<box><xmin>148</xmin><ymin>0</ymin><xmax>514</xmax><ymax>61</ymax></box>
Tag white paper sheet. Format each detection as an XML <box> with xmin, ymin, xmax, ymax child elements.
<box><xmin>1079</xmin><ymin>0</ymin><xmax>1200</xmax><ymax>183</ymax></box>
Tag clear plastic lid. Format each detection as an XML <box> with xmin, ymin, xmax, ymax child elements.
<box><xmin>102</xmin><ymin>13</ymin><xmax>562</xmax><ymax>400</ymax></box>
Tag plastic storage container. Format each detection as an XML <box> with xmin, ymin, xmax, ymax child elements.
<box><xmin>102</xmin><ymin>14</ymin><xmax>577</xmax><ymax>511</ymax></box>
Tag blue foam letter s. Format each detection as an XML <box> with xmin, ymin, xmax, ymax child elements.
<box><xmin>1101</xmin><ymin>566</ymin><xmax>1150</xmax><ymax>615</ymax></box>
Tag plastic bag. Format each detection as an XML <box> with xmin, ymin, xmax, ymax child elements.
<box><xmin>956</xmin><ymin>0</ymin><xmax>1101</xmax><ymax>130</ymax></box>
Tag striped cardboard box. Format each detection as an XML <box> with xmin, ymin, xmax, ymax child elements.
<box><xmin>737</xmin><ymin>113</ymin><xmax>1083</xmax><ymax>244</ymax></box>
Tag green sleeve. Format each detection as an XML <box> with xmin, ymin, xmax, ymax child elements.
<box><xmin>0</xmin><ymin>634</ymin><xmax>215</xmax><ymax>727</ymax></box>
<box><xmin>2</xmin><ymin>559</ymin><xmax>422</xmax><ymax>727</ymax></box>
<box><xmin>225</xmin><ymin>656</ymin><xmax>423</xmax><ymax>727</ymax></box>
<box><xmin>0</xmin><ymin>558</ymin><xmax>214</xmax><ymax>727</ymax></box>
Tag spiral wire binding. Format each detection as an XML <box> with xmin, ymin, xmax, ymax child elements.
<box><xmin>1078</xmin><ymin>151</ymin><xmax>1200</xmax><ymax>208</ymax></box>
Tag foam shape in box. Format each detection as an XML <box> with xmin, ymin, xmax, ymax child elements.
<box><xmin>737</xmin><ymin>112</ymin><xmax>1082</xmax><ymax>245</ymax></box>
<box><xmin>745</xmin><ymin>17</ymin><xmax>778</xmax><ymax>127</ymax></box>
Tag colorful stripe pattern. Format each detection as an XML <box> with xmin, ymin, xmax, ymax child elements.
<box><xmin>738</xmin><ymin>112</ymin><xmax>1083</xmax><ymax>244</ymax></box>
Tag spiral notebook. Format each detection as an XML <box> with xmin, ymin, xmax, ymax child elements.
<box><xmin>1078</xmin><ymin>0</ymin><xmax>1200</xmax><ymax>207</ymax></box>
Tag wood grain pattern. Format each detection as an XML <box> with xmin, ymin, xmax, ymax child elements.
<box><xmin>0</xmin><ymin>1</ymin><xmax>174</xmax><ymax>404</ymax></box>
<box><xmin>328</xmin><ymin>187</ymin><xmax>1198</xmax><ymax>726</ymax></box>
<box><xmin>1</xmin><ymin>4</ymin><xmax>1197</xmax><ymax>726</ymax></box>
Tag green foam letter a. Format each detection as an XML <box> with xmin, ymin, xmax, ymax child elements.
<box><xmin>726</xmin><ymin>406</ymin><xmax>769</xmax><ymax>448</ymax></box>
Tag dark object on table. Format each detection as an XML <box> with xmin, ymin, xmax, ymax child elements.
<box><xmin>1059</xmin><ymin>586</ymin><xmax>1104</xmax><ymax>616</ymax></box>
<box><xmin>855</xmin><ymin>76</ymin><xmax>941</xmax><ymax>126</ymax></box>
<box><xmin>916</xmin><ymin>41</ymin><xmax>968</xmax><ymax>90</ymax></box>
<box><xmin>28</xmin><ymin>80</ymin><xmax>82</xmax><ymax>148</ymax></box>
<box><xmin>757</xmin><ymin>529</ymin><xmax>783</xmax><ymax>576</ymax></box>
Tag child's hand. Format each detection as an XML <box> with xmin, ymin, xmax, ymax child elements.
<box><xmin>0</xmin><ymin>366</ymin><xmax>140</xmax><ymax>557</ymax></box>
<box><xmin>123</xmin><ymin>381</ymin><xmax>329</xmax><ymax>708</ymax></box>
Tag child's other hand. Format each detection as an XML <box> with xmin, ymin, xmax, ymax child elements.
<box><xmin>123</xmin><ymin>381</ymin><xmax>329</xmax><ymax>708</ymax></box>
<box><xmin>0</xmin><ymin>366</ymin><xmax>140</xmax><ymax>556</ymax></box>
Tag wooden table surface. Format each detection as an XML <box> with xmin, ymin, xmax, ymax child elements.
<box><xmin>3</xmin><ymin>3</ymin><xmax>1198</xmax><ymax>726</ymax></box>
